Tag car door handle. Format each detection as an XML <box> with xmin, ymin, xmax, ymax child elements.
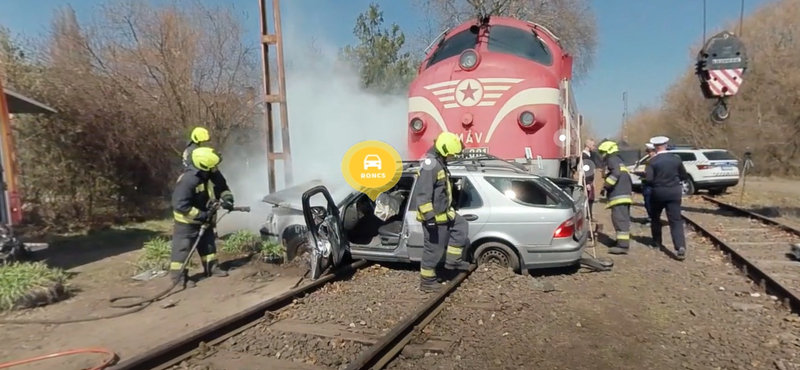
<box><xmin>463</xmin><ymin>214</ymin><xmax>479</xmax><ymax>221</ymax></box>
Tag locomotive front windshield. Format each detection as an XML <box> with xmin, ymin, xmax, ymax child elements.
<box><xmin>487</xmin><ymin>25</ymin><xmax>553</xmax><ymax>66</ymax></box>
<box><xmin>426</xmin><ymin>28</ymin><xmax>479</xmax><ymax>68</ymax></box>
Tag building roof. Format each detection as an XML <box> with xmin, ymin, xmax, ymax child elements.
<box><xmin>3</xmin><ymin>88</ymin><xmax>57</xmax><ymax>114</ymax></box>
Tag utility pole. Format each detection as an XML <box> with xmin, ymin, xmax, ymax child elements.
<box><xmin>621</xmin><ymin>91</ymin><xmax>628</xmax><ymax>143</ymax></box>
<box><xmin>259</xmin><ymin>0</ymin><xmax>292</xmax><ymax>193</ymax></box>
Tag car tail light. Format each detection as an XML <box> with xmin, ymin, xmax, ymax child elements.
<box><xmin>697</xmin><ymin>164</ymin><xmax>710</xmax><ymax>170</ymax></box>
<box><xmin>553</xmin><ymin>218</ymin><xmax>574</xmax><ymax>239</ymax></box>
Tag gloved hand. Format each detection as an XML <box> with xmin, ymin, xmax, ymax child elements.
<box><xmin>196</xmin><ymin>211</ymin><xmax>211</xmax><ymax>223</ymax></box>
<box><xmin>221</xmin><ymin>193</ymin><xmax>235</xmax><ymax>211</ymax></box>
<box><xmin>600</xmin><ymin>188</ymin><xmax>607</xmax><ymax>198</ymax></box>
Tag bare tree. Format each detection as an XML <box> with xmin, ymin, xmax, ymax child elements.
<box><xmin>415</xmin><ymin>0</ymin><xmax>598</xmax><ymax>81</ymax></box>
<box><xmin>6</xmin><ymin>0</ymin><xmax>260</xmax><ymax>230</ymax></box>
<box><xmin>621</xmin><ymin>0</ymin><xmax>800</xmax><ymax>176</ymax></box>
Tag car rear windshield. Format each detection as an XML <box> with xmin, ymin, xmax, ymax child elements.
<box><xmin>426</xmin><ymin>28</ymin><xmax>479</xmax><ymax>69</ymax></box>
<box><xmin>487</xmin><ymin>25</ymin><xmax>553</xmax><ymax>65</ymax></box>
<box><xmin>483</xmin><ymin>176</ymin><xmax>571</xmax><ymax>208</ymax></box>
<box><xmin>703</xmin><ymin>150</ymin><xmax>738</xmax><ymax>161</ymax></box>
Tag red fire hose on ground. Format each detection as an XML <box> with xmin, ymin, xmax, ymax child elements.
<box><xmin>0</xmin><ymin>348</ymin><xmax>118</xmax><ymax>369</ymax></box>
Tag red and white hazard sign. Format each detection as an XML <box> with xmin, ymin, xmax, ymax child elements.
<box><xmin>707</xmin><ymin>68</ymin><xmax>744</xmax><ymax>96</ymax></box>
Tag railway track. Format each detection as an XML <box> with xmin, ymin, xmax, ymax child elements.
<box><xmin>109</xmin><ymin>260</ymin><xmax>475</xmax><ymax>370</ymax></box>
<box><xmin>673</xmin><ymin>196</ymin><xmax>800</xmax><ymax>313</ymax></box>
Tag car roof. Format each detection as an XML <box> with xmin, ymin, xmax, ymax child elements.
<box><xmin>401</xmin><ymin>155</ymin><xmax>541</xmax><ymax>178</ymax></box>
<box><xmin>669</xmin><ymin>148</ymin><xmax>729</xmax><ymax>153</ymax></box>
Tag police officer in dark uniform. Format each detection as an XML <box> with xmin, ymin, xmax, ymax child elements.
<box><xmin>170</xmin><ymin>147</ymin><xmax>234</xmax><ymax>287</ymax></box>
<box><xmin>634</xmin><ymin>143</ymin><xmax>657</xmax><ymax>224</ymax></box>
<box><xmin>413</xmin><ymin>132</ymin><xmax>471</xmax><ymax>292</ymax></box>
<box><xmin>645</xmin><ymin>136</ymin><xmax>688</xmax><ymax>260</ymax></box>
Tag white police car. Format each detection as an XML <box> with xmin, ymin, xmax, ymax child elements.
<box><xmin>628</xmin><ymin>148</ymin><xmax>740</xmax><ymax>195</ymax></box>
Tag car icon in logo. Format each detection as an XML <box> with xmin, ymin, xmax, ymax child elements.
<box><xmin>363</xmin><ymin>154</ymin><xmax>382</xmax><ymax>170</ymax></box>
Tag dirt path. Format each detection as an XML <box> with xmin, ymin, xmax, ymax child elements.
<box><xmin>0</xmin><ymin>255</ymin><xmax>306</xmax><ymax>370</ymax></box>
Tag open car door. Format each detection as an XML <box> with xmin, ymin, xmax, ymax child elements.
<box><xmin>301</xmin><ymin>185</ymin><xmax>348</xmax><ymax>280</ymax></box>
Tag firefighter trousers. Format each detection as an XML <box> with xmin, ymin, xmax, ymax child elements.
<box><xmin>420</xmin><ymin>213</ymin><xmax>468</xmax><ymax>279</ymax></box>
<box><xmin>610</xmin><ymin>204</ymin><xmax>631</xmax><ymax>248</ymax></box>
<box><xmin>170</xmin><ymin>222</ymin><xmax>219</xmax><ymax>277</ymax></box>
<box><xmin>650</xmin><ymin>187</ymin><xmax>686</xmax><ymax>251</ymax></box>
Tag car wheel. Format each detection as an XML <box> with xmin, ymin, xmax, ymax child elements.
<box><xmin>681</xmin><ymin>178</ymin><xmax>696</xmax><ymax>196</ymax></box>
<box><xmin>474</xmin><ymin>241</ymin><xmax>521</xmax><ymax>273</ymax></box>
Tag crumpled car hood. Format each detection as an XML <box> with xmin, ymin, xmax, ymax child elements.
<box><xmin>261</xmin><ymin>179</ymin><xmax>354</xmax><ymax>211</ymax></box>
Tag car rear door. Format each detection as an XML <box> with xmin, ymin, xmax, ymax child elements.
<box><xmin>701</xmin><ymin>150</ymin><xmax>740</xmax><ymax>178</ymax></box>
<box><xmin>301</xmin><ymin>185</ymin><xmax>348</xmax><ymax>278</ymax></box>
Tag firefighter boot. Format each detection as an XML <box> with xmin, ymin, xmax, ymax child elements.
<box><xmin>444</xmin><ymin>246</ymin><xmax>471</xmax><ymax>271</ymax></box>
<box><xmin>204</xmin><ymin>260</ymin><xmax>229</xmax><ymax>278</ymax></box>
<box><xmin>420</xmin><ymin>276</ymin><xmax>443</xmax><ymax>293</ymax></box>
<box><xmin>170</xmin><ymin>270</ymin><xmax>196</xmax><ymax>289</ymax></box>
<box><xmin>445</xmin><ymin>260</ymin><xmax>471</xmax><ymax>271</ymax></box>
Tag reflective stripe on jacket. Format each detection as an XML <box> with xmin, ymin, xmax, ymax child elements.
<box><xmin>172</xmin><ymin>169</ymin><xmax>232</xmax><ymax>224</ymax></box>
<box><xmin>412</xmin><ymin>148</ymin><xmax>455</xmax><ymax>224</ymax></box>
<box><xmin>603</xmin><ymin>154</ymin><xmax>633</xmax><ymax>208</ymax></box>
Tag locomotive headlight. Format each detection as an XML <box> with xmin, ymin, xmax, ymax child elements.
<box><xmin>518</xmin><ymin>111</ymin><xmax>535</xmax><ymax>127</ymax></box>
<box><xmin>459</xmin><ymin>49</ymin><xmax>480</xmax><ymax>70</ymax></box>
<box><xmin>410</xmin><ymin>118</ymin><xmax>425</xmax><ymax>132</ymax></box>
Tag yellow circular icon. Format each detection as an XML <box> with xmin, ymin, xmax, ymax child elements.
<box><xmin>341</xmin><ymin>140</ymin><xmax>403</xmax><ymax>200</ymax></box>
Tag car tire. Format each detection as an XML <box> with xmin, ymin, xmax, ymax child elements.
<box><xmin>681</xmin><ymin>178</ymin><xmax>696</xmax><ymax>196</ymax></box>
<box><xmin>474</xmin><ymin>241</ymin><xmax>521</xmax><ymax>273</ymax></box>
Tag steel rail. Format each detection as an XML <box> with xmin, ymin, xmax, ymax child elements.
<box><xmin>110</xmin><ymin>259</ymin><xmax>370</xmax><ymax>370</ymax></box>
<box><xmin>701</xmin><ymin>195</ymin><xmax>800</xmax><ymax>235</ymax></box>
<box><xmin>681</xmin><ymin>197</ymin><xmax>800</xmax><ymax>313</ymax></box>
<box><xmin>345</xmin><ymin>264</ymin><xmax>477</xmax><ymax>370</ymax></box>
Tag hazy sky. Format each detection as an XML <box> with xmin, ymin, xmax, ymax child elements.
<box><xmin>1</xmin><ymin>0</ymin><xmax>768</xmax><ymax>137</ymax></box>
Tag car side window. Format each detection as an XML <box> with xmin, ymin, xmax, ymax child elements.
<box><xmin>483</xmin><ymin>177</ymin><xmax>562</xmax><ymax>207</ymax></box>
<box><xmin>674</xmin><ymin>152</ymin><xmax>697</xmax><ymax>161</ymax></box>
<box><xmin>453</xmin><ymin>177</ymin><xmax>483</xmax><ymax>209</ymax></box>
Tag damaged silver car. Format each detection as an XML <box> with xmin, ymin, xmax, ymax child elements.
<box><xmin>261</xmin><ymin>157</ymin><xmax>599</xmax><ymax>279</ymax></box>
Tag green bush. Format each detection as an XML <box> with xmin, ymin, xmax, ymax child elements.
<box><xmin>221</xmin><ymin>230</ymin><xmax>262</xmax><ymax>255</ymax></box>
<box><xmin>0</xmin><ymin>262</ymin><xmax>70</xmax><ymax>311</ymax></box>
<box><xmin>260</xmin><ymin>240</ymin><xmax>286</xmax><ymax>260</ymax></box>
<box><xmin>134</xmin><ymin>236</ymin><xmax>174</xmax><ymax>273</ymax></box>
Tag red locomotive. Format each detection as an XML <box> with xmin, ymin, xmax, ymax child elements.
<box><xmin>407</xmin><ymin>16</ymin><xmax>582</xmax><ymax>178</ymax></box>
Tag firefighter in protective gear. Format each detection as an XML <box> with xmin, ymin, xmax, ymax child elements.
<box><xmin>183</xmin><ymin>127</ymin><xmax>211</xmax><ymax>169</ymax></box>
<box><xmin>181</xmin><ymin>127</ymin><xmax>235</xmax><ymax>211</ymax></box>
<box><xmin>413</xmin><ymin>132</ymin><xmax>471</xmax><ymax>292</ymax></box>
<box><xmin>597</xmin><ymin>140</ymin><xmax>633</xmax><ymax>255</ymax></box>
<box><xmin>170</xmin><ymin>147</ymin><xmax>234</xmax><ymax>287</ymax></box>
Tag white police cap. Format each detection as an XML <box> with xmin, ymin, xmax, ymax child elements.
<box><xmin>645</xmin><ymin>143</ymin><xmax>655</xmax><ymax>150</ymax></box>
<box><xmin>649</xmin><ymin>136</ymin><xmax>670</xmax><ymax>146</ymax></box>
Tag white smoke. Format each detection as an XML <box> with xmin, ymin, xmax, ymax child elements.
<box><xmin>217</xmin><ymin>13</ymin><xmax>409</xmax><ymax>235</ymax></box>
